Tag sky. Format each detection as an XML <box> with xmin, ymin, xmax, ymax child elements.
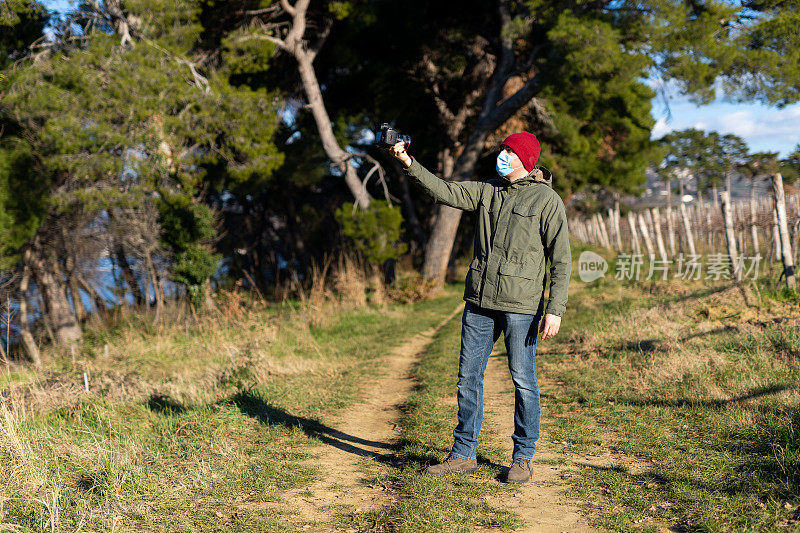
<box><xmin>652</xmin><ymin>93</ymin><xmax>800</xmax><ymax>158</ymax></box>
<box><xmin>41</xmin><ymin>0</ymin><xmax>800</xmax><ymax>159</ymax></box>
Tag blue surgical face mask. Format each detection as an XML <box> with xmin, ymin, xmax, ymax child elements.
<box><xmin>496</xmin><ymin>150</ymin><xmax>521</xmax><ymax>177</ymax></box>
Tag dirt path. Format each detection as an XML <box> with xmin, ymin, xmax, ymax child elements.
<box><xmin>245</xmin><ymin>300</ymin><xmax>650</xmax><ymax>532</ymax></box>
<box><xmin>245</xmin><ymin>301</ymin><xmax>467</xmax><ymax>530</ymax></box>
<box><xmin>478</xmin><ymin>344</ymin><xmax>596</xmax><ymax>533</ymax></box>
<box><xmin>480</xmin><ymin>343</ymin><xmax>654</xmax><ymax>533</ymax></box>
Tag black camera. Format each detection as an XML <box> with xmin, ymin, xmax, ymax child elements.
<box><xmin>376</xmin><ymin>122</ymin><xmax>410</xmax><ymax>150</ymax></box>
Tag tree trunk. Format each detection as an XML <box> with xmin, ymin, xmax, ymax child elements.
<box><xmin>77</xmin><ymin>276</ymin><xmax>108</xmax><ymax>318</ymax></box>
<box><xmin>793</xmin><ymin>220</ymin><xmax>800</xmax><ymax>270</ymax></box>
<box><xmin>421</xmin><ymin>205</ymin><xmax>463</xmax><ymax>282</ymax></box>
<box><xmin>720</xmin><ymin>191</ymin><xmax>741</xmax><ymax>281</ymax></box>
<box><xmin>66</xmin><ymin>255</ymin><xmax>87</xmax><ymax>322</ymax></box>
<box><xmin>600</xmin><ymin>213</ymin><xmax>612</xmax><ymax>249</ymax></box>
<box><xmin>260</xmin><ymin>0</ymin><xmax>372</xmax><ymax>209</ymax></box>
<box><xmin>591</xmin><ymin>213</ymin><xmax>608</xmax><ymax>248</ymax></box>
<box><xmin>772</xmin><ymin>207</ymin><xmax>782</xmax><ymax>262</ymax></box>
<box><xmin>388</xmin><ymin>157</ymin><xmax>426</xmax><ymax>250</ymax></box>
<box><xmin>593</xmin><ymin>218</ymin><xmax>602</xmax><ymax>245</ymax></box>
<box><xmin>28</xmin><ymin>245</ymin><xmax>82</xmax><ymax>345</ymax></box>
<box><xmin>413</xmin><ymin>8</ymin><xmax>547</xmax><ymax>283</ymax></box>
<box><xmin>115</xmin><ymin>244</ymin><xmax>145</xmax><ymax>306</ymax></box>
<box><xmin>18</xmin><ymin>253</ymin><xmax>42</xmax><ymax>368</ymax></box>
<box><xmin>608</xmin><ymin>208</ymin><xmax>621</xmax><ymax>252</ymax></box>
<box><xmin>145</xmin><ymin>255</ymin><xmax>165</xmax><ymax>325</ymax></box>
<box><xmin>771</xmin><ymin>173</ymin><xmax>796</xmax><ymax>288</ymax></box>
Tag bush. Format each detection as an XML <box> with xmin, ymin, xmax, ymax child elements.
<box><xmin>173</xmin><ymin>243</ymin><xmax>222</xmax><ymax>308</ymax></box>
<box><xmin>334</xmin><ymin>200</ymin><xmax>408</xmax><ymax>266</ymax></box>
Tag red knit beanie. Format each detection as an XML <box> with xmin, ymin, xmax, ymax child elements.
<box><xmin>500</xmin><ymin>132</ymin><xmax>541</xmax><ymax>172</ymax></box>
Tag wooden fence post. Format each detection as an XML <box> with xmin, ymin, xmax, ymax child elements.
<box><xmin>637</xmin><ymin>212</ymin><xmax>655</xmax><ymax>261</ymax></box>
<box><xmin>720</xmin><ymin>191</ymin><xmax>741</xmax><ymax>281</ymax></box>
<box><xmin>627</xmin><ymin>212</ymin><xmax>641</xmax><ymax>254</ymax></box>
<box><xmin>771</xmin><ymin>173</ymin><xmax>796</xmax><ymax>288</ymax></box>
<box><xmin>651</xmin><ymin>207</ymin><xmax>668</xmax><ymax>262</ymax></box>
<box><xmin>679</xmin><ymin>202</ymin><xmax>697</xmax><ymax>256</ymax></box>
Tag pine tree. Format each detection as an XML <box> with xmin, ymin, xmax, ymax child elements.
<box><xmin>0</xmin><ymin>0</ymin><xmax>285</xmax><ymax>345</ymax></box>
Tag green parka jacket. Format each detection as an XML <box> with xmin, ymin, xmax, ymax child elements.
<box><xmin>404</xmin><ymin>156</ymin><xmax>571</xmax><ymax>317</ymax></box>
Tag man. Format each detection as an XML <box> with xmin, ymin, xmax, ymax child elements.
<box><xmin>389</xmin><ymin>132</ymin><xmax>571</xmax><ymax>484</ymax></box>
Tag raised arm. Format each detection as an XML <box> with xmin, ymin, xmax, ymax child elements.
<box><xmin>389</xmin><ymin>141</ymin><xmax>484</xmax><ymax>212</ymax></box>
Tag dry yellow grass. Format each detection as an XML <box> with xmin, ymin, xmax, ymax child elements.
<box><xmin>552</xmin><ymin>278</ymin><xmax>800</xmax><ymax>406</ymax></box>
<box><xmin>0</xmin><ymin>255</ymin><xmax>468</xmax><ymax>531</ymax></box>
<box><xmin>1</xmin><ymin>251</ymin><xmax>427</xmax><ymax>419</ymax></box>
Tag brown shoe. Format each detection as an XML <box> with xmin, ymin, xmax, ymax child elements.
<box><xmin>424</xmin><ymin>454</ymin><xmax>478</xmax><ymax>475</ymax></box>
<box><xmin>506</xmin><ymin>458</ymin><xmax>532</xmax><ymax>483</ymax></box>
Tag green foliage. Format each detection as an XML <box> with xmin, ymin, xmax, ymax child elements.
<box><xmin>539</xmin><ymin>11</ymin><xmax>660</xmax><ymax>196</ymax></box>
<box><xmin>158</xmin><ymin>196</ymin><xmax>220</xmax><ymax>306</ymax></box>
<box><xmin>157</xmin><ymin>195</ymin><xmax>216</xmax><ymax>253</ymax></box>
<box><xmin>658</xmin><ymin>128</ymin><xmax>710</xmax><ymax>175</ymax></box>
<box><xmin>657</xmin><ymin>128</ymin><xmax>749</xmax><ymax>192</ymax></box>
<box><xmin>780</xmin><ymin>145</ymin><xmax>800</xmax><ymax>184</ymax></box>
<box><xmin>334</xmin><ymin>200</ymin><xmax>408</xmax><ymax>265</ymax></box>
<box><xmin>0</xmin><ymin>1</ymin><xmax>49</xmax><ymax>269</ymax></box>
<box><xmin>313</xmin><ymin>0</ymin><xmax>800</xmax><ymax>202</ymax></box>
<box><xmin>327</xmin><ymin>1</ymin><xmax>353</xmax><ymax>20</ymax></box>
<box><xmin>172</xmin><ymin>243</ymin><xmax>221</xmax><ymax>307</ymax></box>
<box><xmin>0</xmin><ymin>0</ymin><xmax>283</xmax><ymax>296</ymax></box>
<box><xmin>741</xmin><ymin>151</ymin><xmax>781</xmax><ymax>185</ymax></box>
<box><xmin>699</xmin><ymin>131</ymin><xmax>749</xmax><ymax>189</ymax></box>
<box><xmin>0</xmin><ymin>139</ymin><xmax>50</xmax><ymax>268</ymax></box>
<box><xmin>220</xmin><ymin>26</ymin><xmax>277</xmax><ymax>76</ymax></box>
<box><xmin>0</xmin><ymin>0</ymin><xmax>47</xmax><ymax>68</ymax></box>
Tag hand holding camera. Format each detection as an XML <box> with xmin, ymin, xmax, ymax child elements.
<box><xmin>389</xmin><ymin>141</ymin><xmax>412</xmax><ymax>168</ymax></box>
<box><xmin>376</xmin><ymin>122</ymin><xmax>412</xmax><ymax>168</ymax></box>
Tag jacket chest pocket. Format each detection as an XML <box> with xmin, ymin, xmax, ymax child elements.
<box><xmin>479</xmin><ymin>197</ymin><xmax>502</xmax><ymax>237</ymax></box>
<box><xmin>507</xmin><ymin>203</ymin><xmax>541</xmax><ymax>252</ymax></box>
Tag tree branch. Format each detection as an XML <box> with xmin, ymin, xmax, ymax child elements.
<box><xmin>279</xmin><ymin>0</ymin><xmax>297</xmax><ymax>17</ymax></box>
<box><xmin>240</xmin><ymin>23</ymin><xmax>289</xmax><ymax>51</ymax></box>
<box><xmin>485</xmin><ymin>74</ymin><xmax>541</xmax><ymax>132</ymax></box>
<box><xmin>478</xmin><ymin>0</ymin><xmax>516</xmax><ymax>123</ymax></box>
<box><xmin>283</xmin><ymin>0</ymin><xmax>311</xmax><ymax>52</ymax></box>
<box><xmin>307</xmin><ymin>17</ymin><xmax>333</xmax><ymax>62</ymax></box>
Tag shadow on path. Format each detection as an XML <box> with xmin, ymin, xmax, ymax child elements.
<box><xmin>230</xmin><ymin>390</ymin><xmax>397</xmax><ymax>461</ymax></box>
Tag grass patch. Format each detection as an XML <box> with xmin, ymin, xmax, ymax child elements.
<box><xmin>539</xmin><ymin>241</ymin><xmax>800</xmax><ymax>531</ymax></box>
<box><xmin>0</xmin><ymin>283</ymin><xmax>465</xmax><ymax>531</ymax></box>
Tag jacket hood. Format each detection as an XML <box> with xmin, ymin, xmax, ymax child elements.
<box><xmin>499</xmin><ymin>165</ymin><xmax>553</xmax><ymax>188</ymax></box>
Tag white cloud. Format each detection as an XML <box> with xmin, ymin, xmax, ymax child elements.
<box><xmin>652</xmin><ymin>118</ymin><xmax>669</xmax><ymax>138</ymax></box>
<box><xmin>651</xmin><ymin>99</ymin><xmax>800</xmax><ymax>157</ymax></box>
<box><xmin>716</xmin><ymin>110</ymin><xmax>756</xmax><ymax>137</ymax></box>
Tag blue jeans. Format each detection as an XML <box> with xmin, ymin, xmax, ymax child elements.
<box><xmin>450</xmin><ymin>301</ymin><xmax>541</xmax><ymax>461</ymax></box>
